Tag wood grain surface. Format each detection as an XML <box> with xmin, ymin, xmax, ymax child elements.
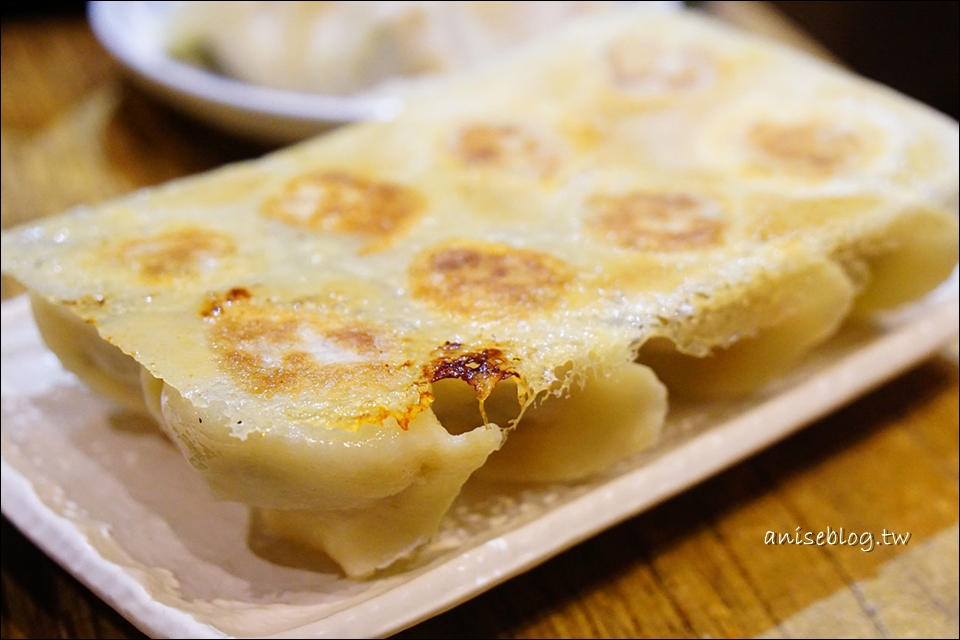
<box><xmin>2</xmin><ymin>3</ymin><xmax>957</xmax><ymax>638</ymax></box>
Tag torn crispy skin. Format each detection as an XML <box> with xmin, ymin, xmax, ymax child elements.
<box><xmin>425</xmin><ymin>342</ymin><xmax>519</xmax><ymax>401</ymax></box>
<box><xmin>425</xmin><ymin>342</ymin><xmax>520</xmax><ymax>425</ymax></box>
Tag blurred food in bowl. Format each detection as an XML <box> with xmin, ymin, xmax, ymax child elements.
<box><xmin>167</xmin><ymin>1</ymin><xmax>615</xmax><ymax>97</ymax></box>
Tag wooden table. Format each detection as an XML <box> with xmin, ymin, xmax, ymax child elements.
<box><xmin>2</xmin><ymin>3</ymin><xmax>957</xmax><ymax>638</ymax></box>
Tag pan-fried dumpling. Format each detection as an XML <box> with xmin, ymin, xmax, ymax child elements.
<box><xmin>2</xmin><ymin>6</ymin><xmax>956</xmax><ymax>577</ymax></box>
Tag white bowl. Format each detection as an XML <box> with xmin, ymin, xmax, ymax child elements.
<box><xmin>88</xmin><ymin>1</ymin><xmax>405</xmax><ymax>145</ymax></box>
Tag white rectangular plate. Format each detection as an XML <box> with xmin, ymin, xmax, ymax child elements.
<box><xmin>2</xmin><ymin>274</ymin><xmax>958</xmax><ymax>639</ymax></box>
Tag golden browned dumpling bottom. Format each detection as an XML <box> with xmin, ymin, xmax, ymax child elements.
<box><xmin>2</xmin><ymin>6</ymin><xmax>957</xmax><ymax>578</ymax></box>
